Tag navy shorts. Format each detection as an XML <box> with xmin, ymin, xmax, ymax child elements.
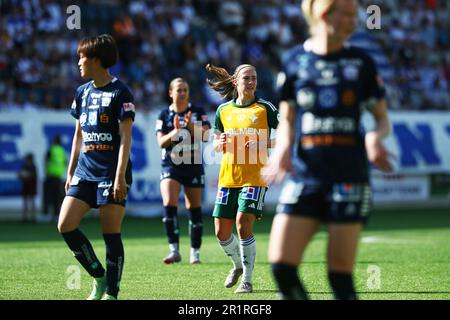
<box><xmin>276</xmin><ymin>178</ymin><xmax>372</xmax><ymax>224</ymax></box>
<box><xmin>66</xmin><ymin>176</ymin><xmax>130</xmax><ymax>208</ymax></box>
<box><xmin>160</xmin><ymin>170</ymin><xmax>204</xmax><ymax>188</ymax></box>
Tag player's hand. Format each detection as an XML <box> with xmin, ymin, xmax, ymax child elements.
<box><xmin>65</xmin><ymin>175</ymin><xmax>72</xmax><ymax>194</ymax></box>
<box><xmin>262</xmin><ymin>146</ymin><xmax>293</xmax><ymax>185</ymax></box>
<box><xmin>173</xmin><ymin>114</ymin><xmax>181</xmax><ymax>130</ymax></box>
<box><xmin>113</xmin><ymin>175</ymin><xmax>127</xmax><ymax>202</ymax></box>
<box><xmin>184</xmin><ymin>111</ymin><xmax>194</xmax><ymax>132</ymax></box>
<box><xmin>218</xmin><ymin>132</ymin><xmax>229</xmax><ymax>145</ymax></box>
<box><xmin>245</xmin><ymin>140</ymin><xmax>257</xmax><ymax>150</ymax></box>
<box><xmin>365</xmin><ymin>131</ymin><xmax>395</xmax><ymax>173</ymax></box>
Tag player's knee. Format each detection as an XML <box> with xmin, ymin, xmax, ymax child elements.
<box><xmin>328</xmin><ymin>256</ymin><xmax>354</xmax><ymax>272</ymax></box>
<box><xmin>57</xmin><ymin>221</ymin><xmax>76</xmax><ymax>234</ymax></box>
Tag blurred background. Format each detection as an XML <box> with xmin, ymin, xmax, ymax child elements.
<box><xmin>1</xmin><ymin>0</ymin><xmax>449</xmax><ymax>219</ymax></box>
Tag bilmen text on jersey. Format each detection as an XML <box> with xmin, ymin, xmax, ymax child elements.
<box><xmin>70</xmin><ymin>77</ymin><xmax>135</xmax><ymax>181</ymax></box>
<box><xmin>214</xmin><ymin>97</ymin><xmax>279</xmax><ymax>187</ymax></box>
<box><xmin>279</xmin><ymin>42</ymin><xmax>385</xmax><ymax>183</ymax></box>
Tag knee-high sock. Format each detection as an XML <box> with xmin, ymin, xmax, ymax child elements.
<box><xmin>328</xmin><ymin>271</ymin><xmax>357</xmax><ymax>300</ymax></box>
<box><xmin>271</xmin><ymin>263</ymin><xmax>308</xmax><ymax>300</ymax></box>
<box><xmin>240</xmin><ymin>235</ymin><xmax>256</xmax><ymax>283</ymax></box>
<box><xmin>163</xmin><ymin>206</ymin><xmax>179</xmax><ymax>249</ymax></box>
<box><xmin>189</xmin><ymin>207</ymin><xmax>203</xmax><ymax>249</ymax></box>
<box><xmin>61</xmin><ymin>229</ymin><xmax>105</xmax><ymax>278</ymax></box>
<box><xmin>103</xmin><ymin>233</ymin><xmax>124</xmax><ymax>298</ymax></box>
<box><xmin>218</xmin><ymin>234</ymin><xmax>242</xmax><ymax>269</ymax></box>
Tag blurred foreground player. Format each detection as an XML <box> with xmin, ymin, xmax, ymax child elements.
<box><xmin>264</xmin><ymin>0</ymin><xmax>393</xmax><ymax>299</ymax></box>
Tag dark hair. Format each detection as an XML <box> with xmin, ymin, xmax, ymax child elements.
<box><xmin>205</xmin><ymin>63</ymin><xmax>255</xmax><ymax>100</ymax></box>
<box><xmin>77</xmin><ymin>34</ymin><xmax>118</xmax><ymax>69</ymax></box>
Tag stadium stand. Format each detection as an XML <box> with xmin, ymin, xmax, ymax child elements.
<box><xmin>0</xmin><ymin>0</ymin><xmax>449</xmax><ymax>112</ymax></box>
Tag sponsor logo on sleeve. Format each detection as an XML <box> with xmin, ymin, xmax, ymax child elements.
<box><xmin>123</xmin><ymin>102</ymin><xmax>135</xmax><ymax>112</ymax></box>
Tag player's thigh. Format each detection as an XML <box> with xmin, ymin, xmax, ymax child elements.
<box><xmin>214</xmin><ymin>217</ymin><xmax>235</xmax><ymax>241</ymax></box>
<box><xmin>160</xmin><ymin>178</ymin><xmax>182</xmax><ymax>206</ymax></box>
<box><xmin>184</xmin><ymin>186</ymin><xmax>202</xmax><ymax>209</ymax></box>
<box><xmin>99</xmin><ymin>204</ymin><xmax>126</xmax><ymax>234</ymax></box>
<box><xmin>327</xmin><ymin>223</ymin><xmax>362</xmax><ymax>272</ymax></box>
<box><xmin>268</xmin><ymin>213</ymin><xmax>321</xmax><ymax>266</ymax></box>
<box><xmin>57</xmin><ymin>196</ymin><xmax>91</xmax><ymax>233</ymax></box>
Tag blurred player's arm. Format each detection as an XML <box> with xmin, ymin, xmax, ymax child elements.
<box><xmin>262</xmin><ymin>100</ymin><xmax>295</xmax><ymax>184</ymax></box>
<box><xmin>114</xmin><ymin>117</ymin><xmax>133</xmax><ymax>202</ymax></box>
<box><xmin>365</xmin><ymin>98</ymin><xmax>393</xmax><ymax>172</ymax></box>
<box><xmin>65</xmin><ymin>120</ymin><xmax>83</xmax><ymax>193</ymax></box>
<box><xmin>157</xmin><ymin>129</ymin><xmax>181</xmax><ymax>149</ymax></box>
<box><xmin>213</xmin><ymin>132</ymin><xmax>228</xmax><ymax>152</ymax></box>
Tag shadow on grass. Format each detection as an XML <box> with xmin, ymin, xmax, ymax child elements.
<box><xmin>0</xmin><ymin>208</ymin><xmax>449</xmax><ymax>243</ymax></box>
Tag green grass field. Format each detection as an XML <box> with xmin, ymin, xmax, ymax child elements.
<box><xmin>1</xmin><ymin>208</ymin><xmax>449</xmax><ymax>300</ymax></box>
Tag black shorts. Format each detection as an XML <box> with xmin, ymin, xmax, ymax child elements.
<box><xmin>66</xmin><ymin>177</ymin><xmax>130</xmax><ymax>208</ymax></box>
<box><xmin>276</xmin><ymin>178</ymin><xmax>372</xmax><ymax>224</ymax></box>
<box><xmin>160</xmin><ymin>170</ymin><xmax>204</xmax><ymax>188</ymax></box>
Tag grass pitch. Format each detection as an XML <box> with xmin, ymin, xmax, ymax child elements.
<box><xmin>0</xmin><ymin>208</ymin><xmax>449</xmax><ymax>300</ymax></box>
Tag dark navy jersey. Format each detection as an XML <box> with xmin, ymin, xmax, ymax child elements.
<box><xmin>70</xmin><ymin>77</ymin><xmax>135</xmax><ymax>183</ymax></box>
<box><xmin>279</xmin><ymin>40</ymin><xmax>385</xmax><ymax>183</ymax></box>
<box><xmin>155</xmin><ymin>104</ymin><xmax>211</xmax><ymax>176</ymax></box>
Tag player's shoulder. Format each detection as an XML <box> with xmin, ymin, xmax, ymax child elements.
<box><xmin>216</xmin><ymin>99</ymin><xmax>234</xmax><ymax>113</ymax></box>
<box><xmin>75</xmin><ymin>81</ymin><xmax>92</xmax><ymax>96</ymax></box>
<box><xmin>256</xmin><ymin>97</ymin><xmax>277</xmax><ymax>112</ymax></box>
<box><xmin>158</xmin><ymin>106</ymin><xmax>171</xmax><ymax>119</ymax></box>
<box><xmin>110</xmin><ymin>77</ymin><xmax>133</xmax><ymax>94</ymax></box>
<box><xmin>189</xmin><ymin>104</ymin><xmax>206</xmax><ymax>114</ymax></box>
<box><xmin>342</xmin><ymin>45</ymin><xmax>375</xmax><ymax>64</ymax></box>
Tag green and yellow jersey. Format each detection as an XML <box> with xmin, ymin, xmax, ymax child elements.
<box><xmin>214</xmin><ymin>97</ymin><xmax>279</xmax><ymax>188</ymax></box>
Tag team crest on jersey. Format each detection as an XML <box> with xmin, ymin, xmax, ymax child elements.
<box><xmin>318</xmin><ymin>88</ymin><xmax>337</xmax><ymax>109</ymax></box>
<box><xmin>89</xmin><ymin>112</ymin><xmax>97</xmax><ymax>125</ymax></box>
<box><xmin>123</xmin><ymin>102</ymin><xmax>135</xmax><ymax>112</ymax></box>
<box><xmin>80</xmin><ymin>113</ymin><xmax>87</xmax><ymax>126</ymax></box>
<box><xmin>100</xmin><ymin>113</ymin><xmax>109</xmax><ymax>124</ymax></box>
<box><xmin>101</xmin><ymin>97</ymin><xmax>111</xmax><ymax>107</ymax></box>
<box><xmin>242</xmin><ymin>186</ymin><xmax>260</xmax><ymax>201</ymax></box>
<box><xmin>343</xmin><ymin>65</ymin><xmax>359</xmax><ymax>81</ymax></box>
<box><xmin>297</xmin><ymin>88</ymin><xmax>315</xmax><ymax>110</ymax></box>
<box><xmin>216</xmin><ymin>188</ymin><xmax>229</xmax><ymax>205</ymax></box>
<box><xmin>342</xmin><ymin>89</ymin><xmax>356</xmax><ymax>107</ymax></box>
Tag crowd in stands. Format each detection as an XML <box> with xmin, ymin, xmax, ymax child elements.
<box><xmin>1</xmin><ymin>0</ymin><xmax>449</xmax><ymax>112</ymax></box>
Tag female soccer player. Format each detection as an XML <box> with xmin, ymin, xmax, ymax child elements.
<box><xmin>264</xmin><ymin>0</ymin><xmax>393</xmax><ymax>300</ymax></box>
<box><xmin>57</xmin><ymin>34</ymin><xmax>135</xmax><ymax>300</ymax></box>
<box><xmin>155</xmin><ymin>78</ymin><xmax>210</xmax><ymax>265</ymax></box>
<box><xmin>206</xmin><ymin>63</ymin><xmax>279</xmax><ymax>293</ymax></box>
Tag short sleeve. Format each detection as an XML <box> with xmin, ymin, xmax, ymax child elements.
<box><xmin>155</xmin><ymin>110</ymin><xmax>169</xmax><ymax>134</ymax></box>
<box><xmin>260</xmin><ymin>100</ymin><xmax>279</xmax><ymax>129</ymax></box>
<box><xmin>277</xmin><ymin>71</ymin><xmax>296</xmax><ymax>106</ymax></box>
<box><xmin>117</xmin><ymin>87</ymin><xmax>135</xmax><ymax>121</ymax></box>
<box><xmin>362</xmin><ymin>53</ymin><xmax>386</xmax><ymax>106</ymax></box>
<box><xmin>197</xmin><ymin>107</ymin><xmax>211</xmax><ymax>129</ymax></box>
<box><xmin>213</xmin><ymin>108</ymin><xmax>224</xmax><ymax>133</ymax></box>
<box><xmin>70</xmin><ymin>87</ymin><xmax>81</xmax><ymax>119</ymax></box>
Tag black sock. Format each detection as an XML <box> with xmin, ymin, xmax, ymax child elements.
<box><xmin>328</xmin><ymin>271</ymin><xmax>357</xmax><ymax>300</ymax></box>
<box><xmin>61</xmin><ymin>229</ymin><xmax>105</xmax><ymax>278</ymax></box>
<box><xmin>103</xmin><ymin>233</ymin><xmax>124</xmax><ymax>298</ymax></box>
<box><xmin>271</xmin><ymin>263</ymin><xmax>308</xmax><ymax>300</ymax></box>
<box><xmin>188</xmin><ymin>207</ymin><xmax>203</xmax><ymax>249</ymax></box>
<box><xmin>163</xmin><ymin>206</ymin><xmax>179</xmax><ymax>245</ymax></box>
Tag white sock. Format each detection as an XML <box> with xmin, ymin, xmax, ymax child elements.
<box><xmin>218</xmin><ymin>234</ymin><xmax>242</xmax><ymax>269</ymax></box>
<box><xmin>169</xmin><ymin>243</ymin><xmax>179</xmax><ymax>252</ymax></box>
<box><xmin>240</xmin><ymin>235</ymin><xmax>256</xmax><ymax>283</ymax></box>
